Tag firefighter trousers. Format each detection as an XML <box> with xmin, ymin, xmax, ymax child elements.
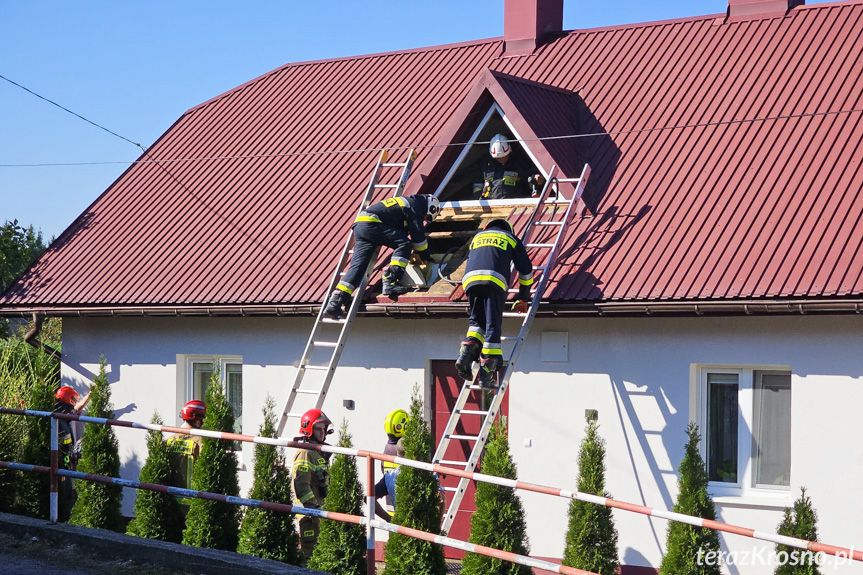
<box><xmin>299</xmin><ymin>514</ymin><xmax>320</xmax><ymax>561</ymax></box>
<box><xmin>466</xmin><ymin>284</ymin><xmax>505</xmax><ymax>357</ymax></box>
<box><xmin>339</xmin><ymin>222</ymin><xmax>412</xmax><ymax>292</ymax></box>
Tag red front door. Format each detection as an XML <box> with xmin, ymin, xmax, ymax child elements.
<box><xmin>431</xmin><ymin>359</ymin><xmax>508</xmax><ymax>558</ymax></box>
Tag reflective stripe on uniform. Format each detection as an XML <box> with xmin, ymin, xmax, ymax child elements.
<box><xmin>389</xmin><ymin>257</ymin><xmax>408</xmax><ymax>268</ymax></box>
<box><xmin>462</xmin><ymin>269</ymin><xmax>508</xmax><ymax>291</ymax></box>
<box><xmin>518</xmin><ymin>272</ymin><xmax>534</xmax><ymax>286</ymax></box>
<box><xmin>336</xmin><ymin>282</ymin><xmax>355</xmax><ymax>295</ymax></box>
<box><xmin>482</xmin><ymin>344</ymin><xmax>503</xmax><ymax>356</ymax></box>
<box><xmin>381</xmin><ymin>197</ymin><xmax>408</xmax><ymax>208</ymax></box>
<box><xmin>412</xmin><ymin>240</ymin><xmax>428</xmax><ymax>251</ymax></box>
<box><xmin>466</xmin><ymin>328</ymin><xmax>485</xmax><ymax>343</ymax></box>
<box><xmin>470</xmin><ymin>231</ymin><xmax>517</xmax><ymax>250</ymax></box>
<box><xmin>299</xmin><ymin>491</ymin><xmax>316</xmax><ymax>503</ymax></box>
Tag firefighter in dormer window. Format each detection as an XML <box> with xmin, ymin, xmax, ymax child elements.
<box><xmin>323</xmin><ymin>194</ymin><xmax>441</xmax><ymax>318</ymax></box>
<box><xmin>475</xmin><ymin>134</ymin><xmax>545</xmax><ymax>200</ymax></box>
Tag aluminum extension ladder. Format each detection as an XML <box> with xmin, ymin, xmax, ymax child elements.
<box><xmin>276</xmin><ymin>149</ymin><xmax>418</xmax><ymax>438</ymax></box>
<box><xmin>433</xmin><ymin>162</ymin><xmax>591</xmax><ymax>534</ymax></box>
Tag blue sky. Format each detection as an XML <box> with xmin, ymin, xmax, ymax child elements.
<box><xmin>1</xmin><ymin>0</ymin><xmax>833</xmax><ymax>240</ymax></box>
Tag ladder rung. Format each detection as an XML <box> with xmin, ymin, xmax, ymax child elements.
<box><xmin>375</xmin><ymin>184</ymin><xmax>399</xmax><ymax>188</ymax></box>
<box><xmin>294</xmin><ymin>389</ymin><xmax>320</xmax><ymax>395</ymax></box>
<box><xmin>285</xmin><ymin>412</ymin><xmax>305</xmax><ymax>419</ymax></box>
<box><xmin>543</xmin><ymin>199</ymin><xmax>573</xmax><ymax>204</ymax></box>
<box><xmin>440</xmin><ymin>486</ymin><xmax>459</xmax><ymax>492</ymax></box>
<box><xmin>455</xmin><ymin>409</ymin><xmax>489</xmax><ymax>416</ymax></box>
<box><xmin>313</xmin><ymin>340</ymin><xmax>339</xmax><ymax>348</ymax></box>
<box><xmin>533</xmin><ymin>266</ymin><xmax>546</xmax><ymax>271</ymax></box>
<box><xmin>303</xmin><ymin>365</ymin><xmax>329</xmax><ymax>371</ymax></box>
<box><xmin>500</xmin><ymin>336</ymin><xmax>517</xmax><ymax>341</ymax></box>
<box><xmin>445</xmin><ymin>434</ymin><xmax>479</xmax><ymax>441</ymax></box>
<box><xmin>556</xmin><ymin>177</ymin><xmax>582</xmax><ymax>183</ymax></box>
<box><xmin>502</xmin><ymin>312</ymin><xmax>526</xmax><ymax>318</ymax></box>
<box><xmin>437</xmin><ymin>460</ymin><xmax>469</xmax><ymax>467</ymax></box>
<box><xmin>321</xmin><ymin>318</ymin><xmax>346</xmax><ymax>324</ymax></box>
<box><xmin>506</xmin><ymin>288</ymin><xmax>538</xmax><ymax>294</ymax></box>
<box><xmin>381</xmin><ymin>163</ymin><xmax>407</xmax><ymax>168</ymax></box>
<box><xmin>533</xmin><ymin>221</ymin><xmax>564</xmax><ymax>226</ymax></box>
<box><xmin>526</xmin><ymin>243</ymin><xmax>554</xmax><ymax>248</ymax></box>
<box><xmin>466</xmin><ymin>384</ymin><xmax>485</xmax><ymax>390</ymax></box>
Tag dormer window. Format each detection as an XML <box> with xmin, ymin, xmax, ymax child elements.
<box><xmin>434</xmin><ymin>105</ymin><xmax>554</xmax><ymax>206</ymax></box>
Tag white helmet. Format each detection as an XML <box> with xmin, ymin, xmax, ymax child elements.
<box><xmin>489</xmin><ymin>134</ymin><xmax>511</xmax><ymax>159</ymax></box>
<box><xmin>426</xmin><ymin>195</ymin><xmax>440</xmax><ymax>220</ymax></box>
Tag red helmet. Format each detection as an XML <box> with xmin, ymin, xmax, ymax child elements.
<box><xmin>55</xmin><ymin>386</ymin><xmax>79</xmax><ymax>405</ymax></box>
<box><xmin>180</xmin><ymin>400</ymin><xmax>207</xmax><ymax>422</ymax></box>
<box><xmin>299</xmin><ymin>408</ymin><xmax>332</xmax><ymax>438</ymax></box>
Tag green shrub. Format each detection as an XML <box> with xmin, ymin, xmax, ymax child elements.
<box><xmin>308</xmin><ymin>420</ymin><xmax>367</xmax><ymax>574</ymax></box>
<box><xmin>562</xmin><ymin>418</ymin><xmax>619</xmax><ymax>574</ymax></box>
<box><xmin>182</xmin><ymin>370</ymin><xmax>240</xmax><ymax>550</ymax></box>
<box><xmin>237</xmin><ymin>396</ymin><xmax>300</xmax><ymax>564</ymax></box>
<box><xmin>127</xmin><ymin>412</ymin><xmax>184</xmax><ymax>542</ymax></box>
<box><xmin>461</xmin><ymin>417</ymin><xmax>530</xmax><ymax>575</ymax></box>
<box><xmin>70</xmin><ymin>356</ymin><xmax>124</xmax><ymax>531</ymax></box>
<box><xmin>774</xmin><ymin>488</ymin><xmax>822</xmax><ymax>575</ymax></box>
<box><xmin>382</xmin><ymin>385</ymin><xmax>446</xmax><ymax>575</ymax></box>
<box><xmin>659</xmin><ymin>422</ymin><xmax>721</xmax><ymax>575</ymax></box>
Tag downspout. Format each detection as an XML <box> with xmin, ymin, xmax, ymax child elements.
<box><xmin>24</xmin><ymin>312</ymin><xmax>61</xmax><ymax>359</ymax></box>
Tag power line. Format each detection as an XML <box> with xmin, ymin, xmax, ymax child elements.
<box><xmin>0</xmin><ymin>73</ymin><xmax>146</xmax><ymax>150</ymax></box>
<box><xmin>1</xmin><ymin>101</ymin><xmax>861</xmax><ymax>168</ymax></box>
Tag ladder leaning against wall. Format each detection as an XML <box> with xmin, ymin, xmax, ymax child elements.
<box><xmin>433</xmin><ymin>162</ymin><xmax>591</xmax><ymax>534</ymax></box>
<box><xmin>275</xmin><ymin>149</ymin><xmax>418</xmax><ymax>438</ymax></box>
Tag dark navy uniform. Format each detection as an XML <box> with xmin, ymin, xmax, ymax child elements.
<box><xmin>54</xmin><ymin>401</ymin><xmax>77</xmax><ymax>521</ymax></box>
<box><xmin>459</xmin><ymin>220</ymin><xmax>533</xmax><ymax>383</ymax></box>
<box><xmin>477</xmin><ymin>155</ymin><xmax>534</xmax><ymax>199</ymax></box>
<box><xmin>336</xmin><ymin>195</ymin><xmax>431</xmax><ymax>296</ymax></box>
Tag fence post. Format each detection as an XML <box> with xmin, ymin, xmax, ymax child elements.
<box><xmin>49</xmin><ymin>415</ymin><xmax>58</xmax><ymax>523</ymax></box>
<box><xmin>366</xmin><ymin>454</ymin><xmax>376</xmax><ymax>573</ymax></box>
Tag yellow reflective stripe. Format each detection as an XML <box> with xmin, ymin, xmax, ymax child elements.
<box><xmin>299</xmin><ymin>491</ymin><xmax>316</xmax><ymax>503</ymax></box>
<box><xmin>383</xmin><ymin>461</ymin><xmax>401</xmax><ymax>470</ymax></box>
<box><xmin>336</xmin><ymin>283</ymin><xmax>355</xmax><ymax>295</ymax></box>
<box><xmin>519</xmin><ymin>276</ymin><xmax>534</xmax><ymax>286</ymax></box>
<box><xmin>471</xmin><ymin>231</ymin><xmax>516</xmax><ymax>250</ymax></box>
<box><xmin>466</xmin><ymin>329</ymin><xmax>485</xmax><ymax>343</ymax></box>
<box><xmin>482</xmin><ymin>348</ymin><xmax>504</xmax><ymax>356</ymax></box>
<box><xmin>355</xmin><ymin>215</ymin><xmax>382</xmax><ymax>223</ymax></box>
<box><xmin>413</xmin><ymin>240</ymin><xmax>428</xmax><ymax>251</ymax></box>
<box><xmin>463</xmin><ymin>274</ymin><xmax>507</xmax><ymax>291</ymax></box>
<box><xmin>389</xmin><ymin>260</ymin><xmax>408</xmax><ymax>268</ymax></box>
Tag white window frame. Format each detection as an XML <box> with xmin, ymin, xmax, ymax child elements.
<box><xmin>693</xmin><ymin>365</ymin><xmax>792</xmax><ymax>504</ymax></box>
<box><xmin>433</xmin><ymin>103</ymin><xmax>561</xmax><ymax>206</ymax></box>
<box><xmin>183</xmin><ymin>355</ymin><xmax>243</xmax><ymax>438</ymax></box>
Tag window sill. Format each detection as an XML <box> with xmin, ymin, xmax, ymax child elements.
<box><xmin>710</xmin><ymin>492</ymin><xmax>792</xmax><ymax>509</ymax></box>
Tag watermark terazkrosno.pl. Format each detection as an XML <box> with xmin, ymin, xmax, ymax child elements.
<box><xmin>697</xmin><ymin>547</ymin><xmax>857</xmax><ymax>569</ymax></box>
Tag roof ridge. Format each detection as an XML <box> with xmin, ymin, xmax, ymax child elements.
<box><xmin>185</xmin><ymin>36</ymin><xmax>503</xmax><ymax>116</ymax></box>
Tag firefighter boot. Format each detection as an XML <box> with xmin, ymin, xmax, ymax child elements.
<box><xmin>455</xmin><ymin>338</ymin><xmax>481</xmax><ymax>381</ymax></box>
<box><xmin>382</xmin><ymin>269</ymin><xmax>409</xmax><ymax>298</ymax></box>
<box><xmin>323</xmin><ymin>291</ymin><xmax>349</xmax><ymax>319</ymax></box>
<box><xmin>478</xmin><ymin>355</ymin><xmax>500</xmax><ymax>389</ymax></box>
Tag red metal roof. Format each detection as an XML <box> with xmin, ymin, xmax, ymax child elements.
<box><xmin>3</xmin><ymin>1</ymin><xmax>863</xmax><ymax>310</ymax></box>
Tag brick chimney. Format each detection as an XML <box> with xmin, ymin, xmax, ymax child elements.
<box><xmin>727</xmin><ymin>0</ymin><xmax>804</xmax><ymax>21</ymax></box>
<box><xmin>504</xmin><ymin>0</ymin><xmax>564</xmax><ymax>55</ymax></box>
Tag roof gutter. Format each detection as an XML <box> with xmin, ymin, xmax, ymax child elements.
<box><xmin>3</xmin><ymin>298</ymin><xmax>863</xmax><ymax>319</ymax></box>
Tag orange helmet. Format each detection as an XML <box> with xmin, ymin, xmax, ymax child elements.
<box><xmin>180</xmin><ymin>400</ymin><xmax>206</xmax><ymax>422</ymax></box>
<box><xmin>55</xmin><ymin>386</ymin><xmax>79</xmax><ymax>405</ymax></box>
<box><xmin>300</xmin><ymin>408</ymin><xmax>332</xmax><ymax>438</ymax></box>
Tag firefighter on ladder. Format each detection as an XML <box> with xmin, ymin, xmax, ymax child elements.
<box><xmin>323</xmin><ymin>194</ymin><xmax>441</xmax><ymax>319</ymax></box>
<box><xmin>455</xmin><ymin>218</ymin><xmax>533</xmax><ymax>388</ymax></box>
<box><xmin>292</xmin><ymin>408</ymin><xmax>333</xmax><ymax>563</ymax></box>
<box><xmin>166</xmin><ymin>399</ymin><xmax>206</xmax><ymax>515</ymax></box>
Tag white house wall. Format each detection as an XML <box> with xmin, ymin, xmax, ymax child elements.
<box><xmin>60</xmin><ymin>314</ymin><xmax>863</xmax><ymax>574</ymax></box>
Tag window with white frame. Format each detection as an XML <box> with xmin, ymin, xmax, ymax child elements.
<box><xmin>187</xmin><ymin>356</ymin><xmax>243</xmax><ymax>437</ymax></box>
<box><xmin>697</xmin><ymin>367</ymin><xmax>791</xmax><ymax>495</ymax></box>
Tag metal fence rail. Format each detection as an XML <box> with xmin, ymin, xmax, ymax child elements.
<box><xmin>2</xmin><ymin>407</ymin><xmax>860</xmax><ymax>567</ymax></box>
